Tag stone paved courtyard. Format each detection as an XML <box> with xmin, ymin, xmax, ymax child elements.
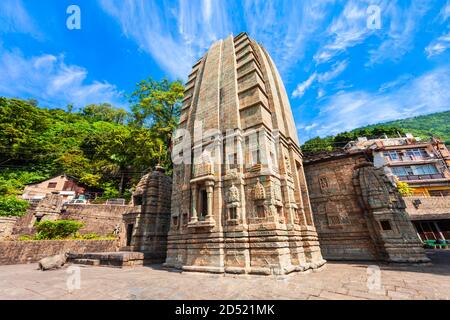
<box><xmin>1</xmin><ymin>250</ymin><xmax>449</xmax><ymax>300</ymax></box>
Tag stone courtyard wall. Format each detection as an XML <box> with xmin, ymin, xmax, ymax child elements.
<box><xmin>304</xmin><ymin>153</ymin><xmax>379</xmax><ymax>260</ymax></box>
<box><xmin>0</xmin><ymin>240</ymin><xmax>119</xmax><ymax>265</ymax></box>
<box><xmin>0</xmin><ymin>217</ymin><xmax>19</xmax><ymax>240</ymax></box>
<box><xmin>61</xmin><ymin>204</ymin><xmax>131</xmax><ymax>236</ymax></box>
<box><xmin>304</xmin><ymin>151</ymin><xmax>427</xmax><ymax>263</ymax></box>
<box><xmin>404</xmin><ymin>196</ymin><xmax>450</xmax><ymax>220</ymax></box>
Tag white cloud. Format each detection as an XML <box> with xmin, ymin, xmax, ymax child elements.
<box><xmin>99</xmin><ymin>0</ymin><xmax>231</xmax><ymax>79</ymax></box>
<box><xmin>292</xmin><ymin>73</ymin><xmax>317</xmax><ymax>98</ymax></box>
<box><xmin>317</xmin><ymin>60</ymin><xmax>348</xmax><ymax>82</ymax></box>
<box><xmin>313</xmin><ymin>0</ymin><xmax>370</xmax><ymax>64</ymax></box>
<box><xmin>292</xmin><ymin>60</ymin><xmax>348</xmax><ymax>98</ymax></box>
<box><xmin>440</xmin><ymin>0</ymin><xmax>450</xmax><ymax>21</ymax></box>
<box><xmin>425</xmin><ymin>1</ymin><xmax>450</xmax><ymax>58</ymax></box>
<box><xmin>0</xmin><ymin>0</ymin><xmax>41</xmax><ymax>38</ymax></box>
<box><xmin>300</xmin><ymin>65</ymin><xmax>450</xmax><ymax>137</ymax></box>
<box><xmin>243</xmin><ymin>0</ymin><xmax>334</xmax><ymax>72</ymax></box>
<box><xmin>0</xmin><ymin>47</ymin><xmax>125</xmax><ymax>109</ymax></box>
<box><xmin>202</xmin><ymin>0</ymin><xmax>213</xmax><ymax>23</ymax></box>
<box><xmin>378</xmin><ymin>74</ymin><xmax>413</xmax><ymax>92</ymax></box>
<box><xmin>368</xmin><ymin>1</ymin><xmax>430</xmax><ymax>65</ymax></box>
<box><xmin>425</xmin><ymin>32</ymin><xmax>450</xmax><ymax>57</ymax></box>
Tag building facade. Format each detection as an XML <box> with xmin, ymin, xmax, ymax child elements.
<box><xmin>345</xmin><ymin>135</ymin><xmax>450</xmax><ymax>196</ymax></box>
<box><xmin>344</xmin><ymin>135</ymin><xmax>450</xmax><ymax>243</ymax></box>
<box><xmin>165</xmin><ymin>33</ymin><xmax>325</xmax><ymax>275</ymax></box>
<box><xmin>22</xmin><ymin>174</ymin><xmax>101</xmax><ymax>201</ymax></box>
<box><xmin>304</xmin><ymin>151</ymin><xmax>429</xmax><ymax>262</ymax></box>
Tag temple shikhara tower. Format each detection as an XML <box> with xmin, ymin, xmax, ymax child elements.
<box><xmin>165</xmin><ymin>33</ymin><xmax>326</xmax><ymax>275</ymax></box>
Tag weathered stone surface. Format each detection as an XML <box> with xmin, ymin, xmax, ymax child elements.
<box><xmin>61</xmin><ymin>204</ymin><xmax>128</xmax><ymax>236</ymax></box>
<box><xmin>68</xmin><ymin>251</ymin><xmax>145</xmax><ymax>267</ymax></box>
<box><xmin>166</xmin><ymin>33</ymin><xmax>325</xmax><ymax>275</ymax></box>
<box><xmin>0</xmin><ymin>217</ymin><xmax>18</xmax><ymax>240</ymax></box>
<box><xmin>38</xmin><ymin>253</ymin><xmax>67</xmax><ymax>271</ymax></box>
<box><xmin>0</xmin><ymin>250</ymin><xmax>449</xmax><ymax>300</ymax></box>
<box><xmin>0</xmin><ymin>240</ymin><xmax>119</xmax><ymax>265</ymax></box>
<box><xmin>121</xmin><ymin>166</ymin><xmax>172</xmax><ymax>264</ymax></box>
<box><xmin>304</xmin><ymin>151</ymin><xmax>429</xmax><ymax>262</ymax></box>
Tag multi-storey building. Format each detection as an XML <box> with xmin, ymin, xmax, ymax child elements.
<box><xmin>345</xmin><ymin>135</ymin><xmax>450</xmax><ymax>196</ymax></box>
<box><xmin>345</xmin><ymin>135</ymin><xmax>450</xmax><ymax>241</ymax></box>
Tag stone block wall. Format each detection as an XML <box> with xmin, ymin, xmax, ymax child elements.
<box><xmin>0</xmin><ymin>217</ymin><xmax>18</xmax><ymax>240</ymax></box>
<box><xmin>304</xmin><ymin>153</ymin><xmax>379</xmax><ymax>260</ymax></box>
<box><xmin>61</xmin><ymin>204</ymin><xmax>131</xmax><ymax>236</ymax></box>
<box><xmin>0</xmin><ymin>240</ymin><xmax>119</xmax><ymax>265</ymax></box>
<box><xmin>122</xmin><ymin>167</ymin><xmax>172</xmax><ymax>264</ymax></box>
<box><xmin>304</xmin><ymin>151</ymin><xmax>428</xmax><ymax>263</ymax></box>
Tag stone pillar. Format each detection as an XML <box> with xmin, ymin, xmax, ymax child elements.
<box><xmin>190</xmin><ymin>185</ymin><xmax>198</xmax><ymax>223</ymax></box>
<box><xmin>206</xmin><ymin>184</ymin><xmax>214</xmax><ymax>221</ymax></box>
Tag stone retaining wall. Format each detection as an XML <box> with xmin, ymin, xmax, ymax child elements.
<box><xmin>61</xmin><ymin>204</ymin><xmax>131</xmax><ymax>236</ymax></box>
<box><xmin>0</xmin><ymin>217</ymin><xmax>18</xmax><ymax>240</ymax></box>
<box><xmin>0</xmin><ymin>239</ymin><xmax>119</xmax><ymax>265</ymax></box>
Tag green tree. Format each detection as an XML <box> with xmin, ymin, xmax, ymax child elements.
<box><xmin>0</xmin><ymin>196</ymin><xmax>29</xmax><ymax>217</ymax></box>
<box><xmin>129</xmin><ymin>78</ymin><xmax>184</xmax><ymax>147</ymax></box>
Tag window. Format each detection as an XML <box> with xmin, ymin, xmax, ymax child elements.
<box><xmin>47</xmin><ymin>182</ymin><xmax>57</xmax><ymax>188</ymax></box>
<box><xmin>392</xmin><ymin>167</ymin><xmax>409</xmax><ymax>176</ymax></box>
<box><xmin>393</xmin><ymin>165</ymin><xmax>439</xmax><ymax>177</ymax></box>
<box><xmin>229</xmin><ymin>207</ymin><xmax>237</xmax><ymax>220</ymax></box>
<box><xmin>413</xmin><ymin>165</ymin><xmax>438</xmax><ymax>175</ymax></box>
<box><xmin>200</xmin><ymin>189</ymin><xmax>208</xmax><ymax>219</ymax></box>
<box><xmin>126</xmin><ymin>224</ymin><xmax>134</xmax><ymax>246</ymax></box>
<box><xmin>383</xmin><ymin>151</ymin><xmax>400</xmax><ymax>161</ymax></box>
<box><xmin>406</xmin><ymin>149</ymin><xmax>428</xmax><ymax>159</ymax></box>
<box><xmin>133</xmin><ymin>195</ymin><xmax>143</xmax><ymax>206</ymax></box>
<box><xmin>251</xmin><ymin>150</ymin><xmax>260</xmax><ymax>165</ymax></box>
<box><xmin>256</xmin><ymin>205</ymin><xmax>265</xmax><ymax>218</ymax></box>
<box><xmin>380</xmin><ymin>220</ymin><xmax>392</xmax><ymax>231</ymax></box>
<box><xmin>227</xmin><ymin>152</ymin><xmax>238</xmax><ymax>169</ymax></box>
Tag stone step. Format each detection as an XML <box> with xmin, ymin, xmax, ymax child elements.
<box><xmin>72</xmin><ymin>258</ymin><xmax>100</xmax><ymax>266</ymax></box>
<box><xmin>67</xmin><ymin>251</ymin><xmax>145</xmax><ymax>268</ymax></box>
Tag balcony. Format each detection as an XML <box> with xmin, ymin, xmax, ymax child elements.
<box><xmin>384</xmin><ymin>155</ymin><xmax>435</xmax><ymax>164</ymax></box>
<box><xmin>397</xmin><ymin>173</ymin><xmax>446</xmax><ymax>182</ymax></box>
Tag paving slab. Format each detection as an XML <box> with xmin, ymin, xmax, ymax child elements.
<box><xmin>0</xmin><ymin>250</ymin><xmax>449</xmax><ymax>300</ymax></box>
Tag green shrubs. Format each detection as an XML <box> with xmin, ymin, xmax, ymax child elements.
<box><xmin>35</xmin><ymin>220</ymin><xmax>84</xmax><ymax>240</ymax></box>
<box><xmin>72</xmin><ymin>232</ymin><xmax>116</xmax><ymax>240</ymax></box>
<box><xmin>0</xmin><ymin>196</ymin><xmax>29</xmax><ymax>217</ymax></box>
<box><xmin>19</xmin><ymin>220</ymin><xmax>117</xmax><ymax>241</ymax></box>
<box><xmin>396</xmin><ymin>179</ymin><xmax>414</xmax><ymax>197</ymax></box>
<box><xmin>18</xmin><ymin>235</ymin><xmax>34</xmax><ymax>241</ymax></box>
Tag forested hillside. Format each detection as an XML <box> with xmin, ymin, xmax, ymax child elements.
<box><xmin>0</xmin><ymin>78</ymin><xmax>183</xmax><ymax>205</ymax></box>
<box><xmin>302</xmin><ymin>110</ymin><xmax>450</xmax><ymax>153</ymax></box>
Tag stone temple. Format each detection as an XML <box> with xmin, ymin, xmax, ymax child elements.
<box><xmin>165</xmin><ymin>32</ymin><xmax>326</xmax><ymax>275</ymax></box>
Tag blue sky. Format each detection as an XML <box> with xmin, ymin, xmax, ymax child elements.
<box><xmin>0</xmin><ymin>0</ymin><xmax>449</xmax><ymax>142</ymax></box>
